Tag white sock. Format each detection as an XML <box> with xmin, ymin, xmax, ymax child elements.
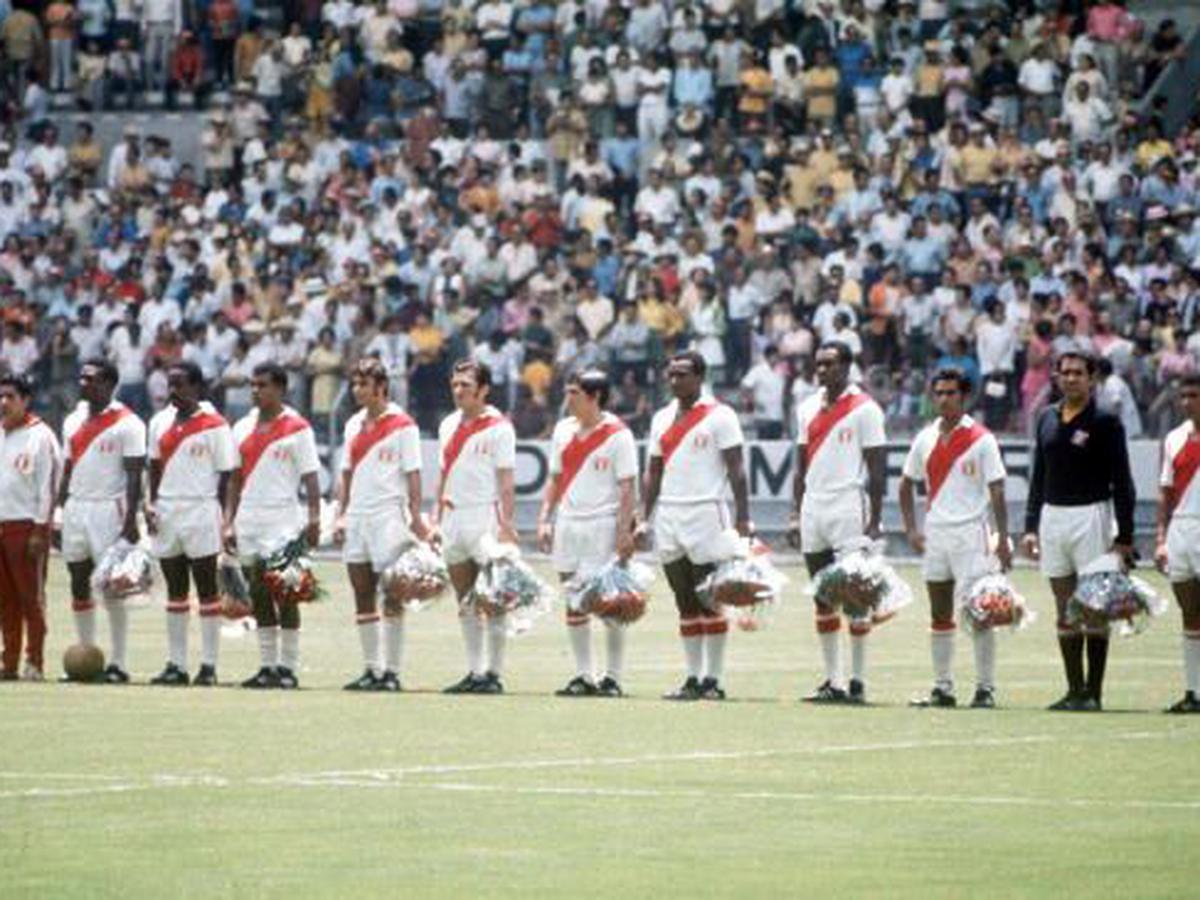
<box><xmin>106</xmin><ymin>601</ymin><xmax>128</xmax><ymax>670</ymax></box>
<box><xmin>357</xmin><ymin>615</ymin><xmax>381</xmax><ymax>675</ymax></box>
<box><xmin>199</xmin><ymin>598</ymin><xmax>221</xmax><ymax>668</ymax></box>
<box><xmin>568</xmin><ymin>618</ymin><xmax>593</xmax><ymax>679</ymax></box>
<box><xmin>973</xmin><ymin>627</ymin><xmax>997</xmax><ymax>690</ymax></box>
<box><xmin>258</xmin><ymin>625</ymin><xmax>280</xmax><ymax>668</ymax></box>
<box><xmin>931</xmin><ymin>625</ymin><xmax>956</xmax><ymax>691</ymax></box>
<box><xmin>73</xmin><ymin>601</ymin><xmax>96</xmax><ymax>645</ymax></box>
<box><xmin>1184</xmin><ymin>631</ymin><xmax>1200</xmax><ymax>694</ymax></box>
<box><xmin>384</xmin><ymin>615</ymin><xmax>405</xmax><ymax>674</ymax></box>
<box><xmin>681</xmin><ymin>618</ymin><xmax>703</xmax><ymax>679</ymax></box>
<box><xmin>486</xmin><ymin>613</ymin><xmax>507</xmax><ymax>676</ymax></box>
<box><xmin>604</xmin><ymin>621</ymin><xmax>626</xmax><ymax>683</ymax></box>
<box><xmin>460</xmin><ymin>613</ymin><xmax>485</xmax><ymax>675</ymax></box>
<box><xmin>166</xmin><ymin>598</ymin><xmax>189</xmax><ymax>668</ymax></box>
<box><xmin>703</xmin><ymin>617</ymin><xmax>728</xmax><ymax>683</ymax></box>
<box><xmin>280</xmin><ymin>628</ymin><xmax>300</xmax><ymax>672</ymax></box>
<box><xmin>817</xmin><ymin>616</ymin><xmax>842</xmax><ymax>688</ymax></box>
<box><xmin>849</xmin><ymin>629</ymin><xmax>869</xmax><ymax>683</ymax></box>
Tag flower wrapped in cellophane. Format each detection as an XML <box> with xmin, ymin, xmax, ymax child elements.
<box><xmin>809</xmin><ymin>541</ymin><xmax>912</xmax><ymax>624</ymax></box>
<box><xmin>90</xmin><ymin>539</ymin><xmax>154</xmax><ymax>604</ymax></box>
<box><xmin>697</xmin><ymin>537</ymin><xmax>788</xmax><ymax>631</ymax></box>
<box><xmin>261</xmin><ymin>536</ymin><xmax>324</xmax><ymax>605</ymax></box>
<box><xmin>565</xmin><ymin>559</ymin><xmax>654</xmax><ymax>625</ymax></box>
<box><xmin>960</xmin><ymin>573</ymin><xmax>1034</xmax><ymax>632</ymax></box>
<box><xmin>468</xmin><ymin>536</ymin><xmax>551</xmax><ymax>635</ymax></box>
<box><xmin>219</xmin><ymin>554</ymin><xmax>252</xmax><ymax>620</ymax></box>
<box><xmin>1066</xmin><ymin>553</ymin><xmax>1167</xmax><ymax>636</ymax></box>
<box><xmin>381</xmin><ymin>542</ymin><xmax>450</xmax><ymax>613</ymax></box>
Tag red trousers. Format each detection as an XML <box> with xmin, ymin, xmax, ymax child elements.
<box><xmin>0</xmin><ymin>521</ymin><xmax>48</xmax><ymax>674</ymax></box>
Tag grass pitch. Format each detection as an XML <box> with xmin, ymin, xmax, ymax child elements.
<box><xmin>2</xmin><ymin>561</ymin><xmax>1197</xmax><ymax>899</ymax></box>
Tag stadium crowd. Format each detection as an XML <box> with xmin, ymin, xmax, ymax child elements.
<box><xmin>1</xmin><ymin>0</ymin><xmax>1199</xmax><ymax>447</ymax></box>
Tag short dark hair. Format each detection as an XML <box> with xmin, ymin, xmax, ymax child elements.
<box><xmin>1179</xmin><ymin>373</ymin><xmax>1200</xmax><ymax>390</ymax></box>
<box><xmin>817</xmin><ymin>340</ymin><xmax>853</xmax><ymax>366</ymax></box>
<box><xmin>452</xmin><ymin>358</ymin><xmax>493</xmax><ymax>390</ymax></box>
<box><xmin>0</xmin><ymin>373</ymin><xmax>34</xmax><ymax>398</ymax></box>
<box><xmin>252</xmin><ymin>361</ymin><xmax>288</xmax><ymax>390</ymax></box>
<box><xmin>168</xmin><ymin>361</ymin><xmax>206</xmax><ymax>387</ymax></box>
<box><xmin>931</xmin><ymin>366</ymin><xmax>972</xmax><ymax>393</ymax></box>
<box><xmin>669</xmin><ymin>349</ymin><xmax>707</xmax><ymax>379</ymax></box>
<box><xmin>568</xmin><ymin>368</ymin><xmax>611</xmax><ymax>407</ymax></box>
<box><xmin>1056</xmin><ymin>350</ymin><xmax>1097</xmax><ymax>376</ymax></box>
<box><xmin>80</xmin><ymin>357</ymin><xmax>119</xmax><ymax>386</ymax></box>
<box><xmin>352</xmin><ymin>357</ymin><xmax>389</xmax><ymax>386</ymax></box>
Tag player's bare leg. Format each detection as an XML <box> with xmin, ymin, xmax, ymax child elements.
<box><xmin>556</xmin><ymin>570</ymin><xmax>597</xmax><ymax>697</ymax></box>
<box><xmin>664</xmin><ymin>557</ymin><xmax>706</xmax><ymax>700</ymax></box>
<box><xmin>345</xmin><ymin>561</ymin><xmax>388</xmax><ymax>690</ymax></box>
<box><xmin>189</xmin><ymin>554</ymin><xmax>221</xmax><ymax>685</ymax></box>
<box><xmin>241</xmin><ymin>564</ymin><xmax>280</xmax><ymax>689</ymax></box>
<box><xmin>71</xmin><ymin>554</ymin><xmax>130</xmax><ymax>682</ymax></box>
<box><xmin>151</xmin><ymin>555</ymin><xmax>193</xmax><ymax>686</ymax></box>
<box><xmin>445</xmin><ymin>559</ymin><xmax>488</xmax><ymax>693</ymax></box>
<box><xmin>912</xmin><ymin>580</ymin><xmax>958</xmax><ymax>708</ymax></box>
<box><xmin>1047</xmin><ymin>574</ymin><xmax>1096</xmax><ymax>710</ymax></box>
<box><xmin>1167</xmin><ymin>580</ymin><xmax>1200</xmax><ymax>713</ymax></box>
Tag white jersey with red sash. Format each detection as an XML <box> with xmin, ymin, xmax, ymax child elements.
<box><xmin>341</xmin><ymin>403</ymin><xmax>422</xmax><ymax>517</ymax></box>
<box><xmin>549</xmin><ymin>413</ymin><xmax>638</xmax><ymax>519</ymax></box>
<box><xmin>148</xmin><ymin>402</ymin><xmax>236</xmax><ymax>500</ymax></box>
<box><xmin>902</xmin><ymin>415</ymin><xmax>1006</xmax><ymax>527</ymax></box>
<box><xmin>62</xmin><ymin>400</ymin><xmax>145</xmax><ymax>501</ymax></box>
<box><xmin>794</xmin><ymin>385</ymin><xmax>886</xmax><ymax>499</ymax></box>
<box><xmin>438</xmin><ymin>405</ymin><xmax>516</xmax><ymax>509</ymax></box>
<box><xmin>648</xmin><ymin>397</ymin><xmax>744</xmax><ymax>505</ymax></box>
<box><xmin>1162</xmin><ymin>420</ymin><xmax>1200</xmax><ymax>520</ymax></box>
<box><xmin>232</xmin><ymin>407</ymin><xmax>319</xmax><ymax>511</ymax></box>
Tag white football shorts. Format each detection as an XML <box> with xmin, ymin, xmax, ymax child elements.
<box><xmin>553</xmin><ymin>514</ymin><xmax>616</xmax><ymax>577</ymax></box>
<box><xmin>922</xmin><ymin>519</ymin><xmax>995</xmax><ymax>585</ymax></box>
<box><xmin>440</xmin><ymin>504</ymin><xmax>498</xmax><ymax>567</ymax></box>
<box><xmin>152</xmin><ymin>497</ymin><xmax>223</xmax><ymax>560</ymax></box>
<box><xmin>236</xmin><ymin>504</ymin><xmax>306</xmax><ymax>564</ymax></box>
<box><xmin>654</xmin><ymin>501</ymin><xmax>741</xmax><ymax>565</ymax></box>
<box><xmin>343</xmin><ymin>509</ymin><xmax>414</xmax><ymax>573</ymax></box>
<box><xmin>1038</xmin><ymin>502</ymin><xmax>1113</xmax><ymax>579</ymax></box>
<box><xmin>61</xmin><ymin>497</ymin><xmax>126</xmax><ymax>565</ymax></box>
<box><xmin>1167</xmin><ymin>517</ymin><xmax>1200</xmax><ymax>583</ymax></box>
<box><xmin>800</xmin><ymin>491</ymin><xmax>866</xmax><ymax>555</ymax></box>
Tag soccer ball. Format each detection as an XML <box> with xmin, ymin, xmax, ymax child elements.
<box><xmin>62</xmin><ymin>644</ymin><xmax>105</xmax><ymax>682</ymax></box>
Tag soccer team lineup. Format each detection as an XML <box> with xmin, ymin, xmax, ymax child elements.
<box><xmin>2</xmin><ymin>341</ymin><xmax>1200</xmax><ymax>713</ymax></box>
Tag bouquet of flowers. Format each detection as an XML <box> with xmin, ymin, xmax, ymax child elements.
<box><xmin>809</xmin><ymin>541</ymin><xmax>912</xmax><ymax>624</ymax></box>
<box><xmin>468</xmin><ymin>536</ymin><xmax>551</xmax><ymax>635</ymax></box>
<box><xmin>381</xmin><ymin>542</ymin><xmax>450</xmax><ymax>613</ymax></box>
<box><xmin>219</xmin><ymin>554</ymin><xmax>252</xmax><ymax>620</ymax></box>
<box><xmin>565</xmin><ymin>559</ymin><xmax>654</xmax><ymax>625</ymax></box>
<box><xmin>960</xmin><ymin>574</ymin><xmax>1034</xmax><ymax>632</ymax></box>
<box><xmin>90</xmin><ymin>539</ymin><xmax>154</xmax><ymax>604</ymax></box>
<box><xmin>697</xmin><ymin>538</ymin><xmax>788</xmax><ymax>631</ymax></box>
<box><xmin>1066</xmin><ymin>553</ymin><xmax>1167</xmax><ymax>636</ymax></box>
<box><xmin>260</xmin><ymin>536</ymin><xmax>323</xmax><ymax>605</ymax></box>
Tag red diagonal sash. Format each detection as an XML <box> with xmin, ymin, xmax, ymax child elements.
<box><xmin>926</xmin><ymin>421</ymin><xmax>988</xmax><ymax>504</ymax></box>
<box><xmin>159</xmin><ymin>412</ymin><xmax>226</xmax><ymax>470</ymax></box>
<box><xmin>69</xmin><ymin>407</ymin><xmax>131</xmax><ymax>464</ymax></box>
<box><xmin>805</xmin><ymin>391</ymin><xmax>870</xmax><ymax>465</ymax></box>
<box><xmin>440</xmin><ymin>413</ymin><xmax>502</xmax><ymax>479</ymax></box>
<box><xmin>239</xmin><ymin>414</ymin><xmax>310</xmax><ymax>485</ymax></box>
<box><xmin>350</xmin><ymin>411</ymin><xmax>416</xmax><ymax>473</ymax></box>
<box><xmin>555</xmin><ymin>420</ymin><xmax>625</xmax><ymax>503</ymax></box>
<box><xmin>660</xmin><ymin>402</ymin><xmax>714</xmax><ymax>466</ymax></box>
<box><xmin>1172</xmin><ymin>434</ymin><xmax>1200</xmax><ymax>503</ymax></box>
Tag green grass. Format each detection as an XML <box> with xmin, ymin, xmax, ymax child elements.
<box><xmin>2</xmin><ymin>562</ymin><xmax>1198</xmax><ymax>898</ymax></box>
